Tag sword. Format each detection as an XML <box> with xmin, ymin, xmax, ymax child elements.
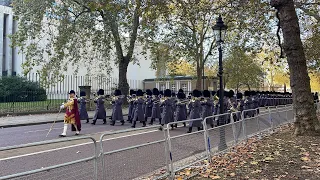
<box><xmin>46</xmin><ymin>109</ymin><xmax>62</xmax><ymax>137</ymax></box>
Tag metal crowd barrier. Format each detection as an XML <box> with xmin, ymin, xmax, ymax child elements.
<box><xmin>0</xmin><ymin>136</ymin><xmax>98</xmax><ymax>180</ymax></box>
<box><xmin>0</xmin><ymin>103</ymin><xmax>299</xmax><ymax>180</ymax></box>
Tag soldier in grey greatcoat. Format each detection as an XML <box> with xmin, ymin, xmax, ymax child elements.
<box><xmin>78</xmin><ymin>91</ymin><xmax>89</xmax><ymax>123</ymax></box>
<box><xmin>92</xmin><ymin>89</ymin><xmax>107</xmax><ymax>125</ymax></box>
<box><xmin>159</xmin><ymin>89</ymin><xmax>174</xmax><ymax>130</ymax></box>
<box><xmin>144</xmin><ymin>89</ymin><xmax>153</xmax><ymax>123</ymax></box>
<box><xmin>175</xmin><ymin>92</ymin><xmax>187</xmax><ymax>127</ymax></box>
<box><xmin>150</xmin><ymin>88</ymin><xmax>161</xmax><ymax>125</ymax></box>
<box><xmin>187</xmin><ymin>89</ymin><xmax>202</xmax><ymax>133</ymax></box>
<box><xmin>244</xmin><ymin>91</ymin><xmax>253</xmax><ymax>118</ymax></box>
<box><xmin>128</xmin><ymin>90</ymin><xmax>136</xmax><ymax>122</ymax></box>
<box><xmin>110</xmin><ymin>89</ymin><xmax>124</xmax><ymax>126</ymax></box>
<box><xmin>202</xmin><ymin>90</ymin><xmax>214</xmax><ymax>128</ymax></box>
<box><xmin>132</xmin><ymin>89</ymin><xmax>146</xmax><ymax>128</ymax></box>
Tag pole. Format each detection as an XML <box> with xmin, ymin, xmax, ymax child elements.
<box><xmin>218</xmin><ymin>43</ymin><xmax>227</xmax><ymax>151</ymax></box>
<box><xmin>202</xmin><ymin>62</ymin><xmax>205</xmax><ymax>91</ymax></box>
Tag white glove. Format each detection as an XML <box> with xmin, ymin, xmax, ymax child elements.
<box><xmin>60</xmin><ymin>105</ymin><xmax>65</xmax><ymax>110</ymax></box>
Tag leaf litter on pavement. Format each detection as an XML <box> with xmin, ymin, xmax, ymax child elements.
<box><xmin>152</xmin><ymin>123</ymin><xmax>320</xmax><ymax>180</ymax></box>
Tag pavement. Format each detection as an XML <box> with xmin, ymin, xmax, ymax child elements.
<box><xmin>0</xmin><ymin>108</ymin><xmax>129</xmax><ymax>128</ymax></box>
<box><xmin>0</xmin><ymin>107</ymin><xmax>293</xmax><ymax>180</ymax></box>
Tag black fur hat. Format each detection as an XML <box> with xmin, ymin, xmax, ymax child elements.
<box><xmin>164</xmin><ymin>89</ymin><xmax>171</xmax><ymax>97</ymax></box>
<box><xmin>130</xmin><ymin>89</ymin><xmax>135</xmax><ymax>95</ymax></box>
<box><xmin>114</xmin><ymin>89</ymin><xmax>122</xmax><ymax>96</ymax></box>
<box><xmin>229</xmin><ymin>90</ymin><xmax>235</xmax><ymax>97</ymax></box>
<box><xmin>146</xmin><ymin>89</ymin><xmax>152</xmax><ymax>96</ymax></box>
<box><xmin>244</xmin><ymin>91</ymin><xmax>250</xmax><ymax>97</ymax></box>
<box><xmin>224</xmin><ymin>90</ymin><xmax>229</xmax><ymax>97</ymax></box>
<box><xmin>212</xmin><ymin>91</ymin><xmax>216</xmax><ymax>96</ymax></box>
<box><xmin>152</xmin><ymin>88</ymin><xmax>159</xmax><ymax>95</ymax></box>
<box><xmin>80</xmin><ymin>91</ymin><xmax>86</xmax><ymax>97</ymax></box>
<box><xmin>171</xmin><ymin>92</ymin><xmax>176</xmax><ymax>97</ymax></box>
<box><xmin>199</xmin><ymin>91</ymin><xmax>203</xmax><ymax>97</ymax></box>
<box><xmin>237</xmin><ymin>92</ymin><xmax>243</xmax><ymax>99</ymax></box>
<box><xmin>192</xmin><ymin>89</ymin><xmax>201</xmax><ymax>97</ymax></box>
<box><xmin>136</xmin><ymin>89</ymin><xmax>143</xmax><ymax>96</ymax></box>
<box><xmin>159</xmin><ymin>90</ymin><xmax>164</xmax><ymax>95</ymax></box>
<box><xmin>203</xmin><ymin>90</ymin><xmax>211</xmax><ymax>97</ymax></box>
<box><xmin>177</xmin><ymin>92</ymin><xmax>184</xmax><ymax>99</ymax></box>
<box><xmin>178</xmin><ymin>89</ymin><xmax>184</xmax><ymax>93</ymax></box>
<box><xmin>98</xmin><ymin>89</ymin><xmax>104</xmax><ymax>95</ymax></box>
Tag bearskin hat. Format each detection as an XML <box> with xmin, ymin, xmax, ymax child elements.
<box><xmin>203</xmin><ymin>90</ymin><xmax>211</xmax><ymax>97</ymax></box>
<box><xmin>146</xmin><ymin>89</ymin><xmax>152</xmax><ymax>96</ymax></box>
<box><xmin>212</xmin><ymin>91</ymin><xmax>216</xmax><ymax>96</ymax></box>
<box><xmin>244</xmin><ymin>91</ymin><xmax>250</xmax><ymax>97</ymax></box>
<box><xmin>114</xmin><ymin>89</ymin><xmax>122</xmax><ymax>96</ymax></box>
<box><xmin>237</xmin><ymin>92</ymin><xmax>243</xmax><ymax>99</ymax></box>
<box><xmin>224</xmin><ymin>90</ymin><xmax>229</xmax><ymax>97</ymax></box>
<box><xmin>159</xmin><ymin>90</ymin><xmax>164</xmax><ymax>95</ymax></box>
<box><xmin>136</xmin><ymin>89</ymin><xmax>143</xmax><ymax>96</ymax></box>
<box><xmin>178</xmin><ymin>89</ymin><xmax>184</xmax><ymax>93</ymax></box>
<box><xmin>80</xmin><ymin>91</ymin><xmax>86</xmax><ymax>97</ymax></box>
<box><xmin>177</xmin><ymin>92</ymin><xmax>184</xmax><ymax>99</ymax></box>
<box><xmin>171</xmin><ymin>92</ymin><xmax>176</xmax><ymax>97</ymax></box>
<box><xmin>152</xmin><ymin>88</ymin><xmax>159</xmax><ymax>95</ymax></box>
<box><xmin>164</xmin><ymin>89</ymin><xmax>171</xmax><ymax>97</ymax></box>
<box><xmin>98</xmin><ymin>89</ymin><xmax>104</xmax><ymax>95</ymax></box>
<box><xmin>129</xmin><ymin>89</ymin><xmax>135</xmax><ymax>95</ymax></box>
<box><xmin>192</xmin><ymin>89</ymin><xmax>201</xmax><ymax>97</ymax></box>
<box><xmin>229</xmin><ymin>90</ymin><xmax>235</xmax><ymax>97</ymax></box>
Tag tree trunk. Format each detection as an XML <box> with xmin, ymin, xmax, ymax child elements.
<box><xmin>196</xmin><ymin>64</ymin><xmax>202</xmax><ymax>90</ymax></box>
<box><xmin>118</xmin><ymin>57</ymin><xmax>130</xmax><ymax>96</ymax></box>
<box><xmin>271</xmin><ymin>0</ymin><xmax>320</xmax><ymax>136</ymax></box>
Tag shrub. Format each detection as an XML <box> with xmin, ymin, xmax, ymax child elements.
<box><xmin>0</xmin><ymin>76</ymin><xmax>47</xmax><ymax>102</ymax></box>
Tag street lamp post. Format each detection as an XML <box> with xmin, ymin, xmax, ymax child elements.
<box><xmin>212</xmin><ymin>15</ymin><xmax>228</xmax><ymax>151</ymax></box>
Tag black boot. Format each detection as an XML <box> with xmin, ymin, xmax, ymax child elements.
<box><xmin>159</xmin><ymin>125</ymin><xmax>164</xmax><ymax>131</ymax></box>
<box><xmin>142</xmin><ymin>121</ymin><xmax>146</xmax><ymax>127</ymax></box>
<box><xmin>127</xmin><ymin>116</ymin><xmax>131</xmax><ymax>122</ymax></box>
<box><xmin>103</xmin><ymin>119</ymin><xmax>107</xmax><ymax>124</ymax></box>
<box><xmin>187</xmin><ymin>127</ymin><xmax>192</xmax><ymax>133</ymax></box>
<box><xmin>171</xmin><ymin>124</ymin><xmax>174</xmax><ymax>130</ymax></box>
<box><xmin>174</xmin><ymin>124</ymin><xmax>178</xmax><ymax>128</ymax></box>
<box><xmin>110</xmin><ymin>121</ymin><xmax>115</xmax><ymax>126</ymax></box>
<box><xmin>149</xmin><ymin>118</ymin><xmax>154</xmax><ymax>125</ymax></box>
<box><xmin>121</xmin><ymin>121</ymin><xmax>125</xmax><ymax>125</ymax></box>
<box><xmin>86</xmin><ymin>119</ymin><xmax>89</xmax><ymax>123</ymax></box>
<box><xmin>210</xmin><ymin>124</ymin><xmax>214</xmax><ymax>128</ymax></box>
<box><xmin>91</xmin><ymin>120</ymin><xmax>96</xmax><ymax>125</ymax></box>
<box><xmin>159</xmin><ymin>118</ymin><xmax>162</xmax><ymax>125</ymax></box>
<box><xmin>197</xmin><ymin>127</ymin><xmax>202</xmax><ymax>131</ymax></box>
<box><xmin>144</xmin><ymin>116</ymin><xmax>148</xmax><ymax>124</ymax></box>
<box><xmin>183</xmin><ymin>122</ymin><xmax>186</xmax><ymax>127</ymax></box>
<box><xmin>131</xmin><ymin>121</ymin><xmax>136</xmax><ymax>128</ymax></box>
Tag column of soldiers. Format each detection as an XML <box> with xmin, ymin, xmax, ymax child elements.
<box><xmin>74</xmin><ymin>88</ymin><xmax>294</xmax><ymax>134</ymax></box>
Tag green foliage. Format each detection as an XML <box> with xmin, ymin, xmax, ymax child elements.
<box><xmin>0</xmin><ymin>76</ymin><xmax>47</xmax><ymax>102</ymax></box>
<box><xmin>224</xmin><ymin>46</ymin><xmax>263</xmax><ymax>90</ymax></box>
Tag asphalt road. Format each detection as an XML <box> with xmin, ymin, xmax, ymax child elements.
<box><xmin>0</xmin><ymin>108</ymin><xmax>293</xmax><ymax>180</ymax></box>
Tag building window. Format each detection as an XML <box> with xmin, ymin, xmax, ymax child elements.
<box><xmin>182</xmin><ymin>84</ymin><xmax>187</xmax><ymax>92</ymax></box>
<box><xmin>171</xmin><ymin>84</ymin><xmax>175</xmax><ymax>91</ymax></box>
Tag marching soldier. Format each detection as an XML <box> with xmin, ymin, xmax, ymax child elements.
<box><xmin>78</xmin><ymin>91</ymin><xmax>89</xmax><ymax>123</ymax></box>
<box><xmin>59</xmin><ymin>90</ymin><xmax>81</xmax><ymax>137</ymax></box>
<box><xmin>244</xmin><ymin>91</ymin><xmax>253</xmax><ymax>118</ymax></box>
<box><xmin>131</xmin><ymin>89</ymin><xmax>146</xmax><ymax>128</ymax></box>
<box><xmin>144</xmin><ymin>89</ymin><xmax>153</xmax><ymax>123</ymax></box>
<box><xmin>128</xmin><ymin>90</ymin><xmax>136</xmax><ymax>122</ymax></box>
<box><xmin>150</xmin><ymin>88</ymin><xmax>161</xmax><ymax>125</ymax></box>
<box><xmin>110</xmin><ymin>89</ymin><xmax>125</xmax><ymax>126</ymax></box>
<box><xmin>187</xmin><ymin>89</ymin><xmax>202</xmax><ymax>133</ymax></box>
<box><xmin>92</xmin><ymin>89</ymin><xmax>107</xmax><ymax>125</ymax></box>
<box><xmin>175</xmin><ymin>92</ymin><xmax>187</xmax><ymax>127</ymax></box>
<box><xmin>159</xmin><ymin>89</ymin><xmax>174</xmax><ymax>130</ymax></box>
<box><xmin>202</xmin><ymin>90</ymin><xmax>214</xmax><ymax>128</ymax></box>
<box><xmin>236</xmin><ymin>92</ymin><xmax>244</xmax><ymax>121</ymax></box>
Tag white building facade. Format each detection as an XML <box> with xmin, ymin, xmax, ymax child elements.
<box><xmin>0</xmin><ymin>4</ymin><xmax>156</xmax><ymax>85</ymax></box>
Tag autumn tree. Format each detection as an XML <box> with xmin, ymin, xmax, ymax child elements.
<box><xmin>270</xmin><ymin>0</ymin><xmax>320</xmax><ymax>135</ymax></box>
<box><xmin>11</xmin><ymin>0</ymin><xmax>164</xmax><ymax>95</ymax></box>
<box><xmin>224</xmin><ymin>46</ymin><xmax>263</xmax><ymax>91</ymax></box>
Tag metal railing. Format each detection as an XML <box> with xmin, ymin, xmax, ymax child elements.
<box><xmin>0</xmin><ymin>103</ymin><xmax>301</xmax><ymax>180</ymax></box>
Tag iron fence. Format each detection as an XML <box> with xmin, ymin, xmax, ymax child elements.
<box><xmin>0</xmin><ymin>103</ymin><xmax>300</xmax><ymax>180</ymax></box>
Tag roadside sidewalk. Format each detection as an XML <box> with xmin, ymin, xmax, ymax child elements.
<box><xmin>0</xmin><ymin>108</ymin><xmax>129</xmax><ymax>128</ymax></box>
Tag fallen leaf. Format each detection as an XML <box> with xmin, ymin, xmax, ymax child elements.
<box><xmin>264</xmin><ymin>157</ymin><xmax>274</xmax><ymax>161</ymax></box>
<box><xmin>251</xmin><ymin>161</ymin><xmax>259</xmax><ymax>165</ymax></box>
<box><xmin>176</xmin><ymin>176</ymin><xmax>183</xmax><ymax>180</ymax></box>
<box><xmin>185</xmin><ymin>170</ymin><xmax>191</xmax><ymax>176</ymax></box>
<box><xmin>301</xmin><ymin>166</ymin><xmax>312</xmax><ymax>169</ymax></box>
<box><xmin>209</xmin><ymin>175</ymin><xmax>221</xmax><ymax>179</ymax></box>
<box><xmin>230</xmin><ymin>173</ymin><xmax>236</xmax><ymax>177</ymax></box>
<box><xmin>251</xmin><ymin>170</ymin><xmax>262</xmax><ymax>174</ymax></box>
<box><xmin>301</xmin><ymin>157</ymin><xmax>310</xmax><ymax>161</ymax></box>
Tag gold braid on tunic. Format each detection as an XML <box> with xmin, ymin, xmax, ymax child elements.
<box><xmin>64</xmin><ymin>98</ymin><xmax>76</xmax><ymax>124</ymax></box>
